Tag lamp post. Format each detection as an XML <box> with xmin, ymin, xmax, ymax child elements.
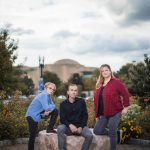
<box><xmin>38</xmin><ymin>56</ymin><xmax>44</xmax><ymax>93</ymax></box>
<box><xmin>39</xmin><ymin>56</ymin><xmax>44</xmax><ymax>78</ymax></box>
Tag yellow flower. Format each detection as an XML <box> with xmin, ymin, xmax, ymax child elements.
<box><xmin>122</xmin><ymin>127</ymin><xmax>126</xmax><ymax>132</ymax></box>
<box><xmin>130</xmin><ymin>126</ymin><xmax>134</xmax><ymax>131</ymax></box>
<box><xmin>128</xmin><ymin>121</ymin><xmax>131</xmax><ymax>126</ymax></box>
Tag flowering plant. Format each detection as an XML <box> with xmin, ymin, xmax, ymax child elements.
<box><xmin>119</xmin><ymin>104</ymin><xmax>142</xmax><ymax>143</ymax></box>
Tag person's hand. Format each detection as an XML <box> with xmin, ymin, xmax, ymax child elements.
<box><xmin>69</xmin><ymin>124</ymin><xmax>78</xmax><ymax>133</ymax></box>
<box><xmin>77</xmin><ymin>127</ymin><xmax>82</xmax><ymax>134</ymax></box>
<box><xmin>121</xmin><ymin>107</ymin><xmax>128</xmax><ymax>116</ymax></box>
<box><xmin>44</xmin><ymin>111</ymin><xmax>51</xmax><ymax>116</ymax></box>
<box><xmin>96</xmin><ymin>117</ymin><xmax>100</xmax><ymax>122</ymax></box>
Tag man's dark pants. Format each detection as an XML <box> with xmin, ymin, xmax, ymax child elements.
<box><xmin>57</xmin><ymin>124</ymin><xmax>93</xmax><ymax>150</ymax></box>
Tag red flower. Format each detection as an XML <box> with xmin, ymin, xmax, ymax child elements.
<box><xmin>144</xmin><ymin>98</ymin><xmax>149</xmax><ymax>103</ymax></box>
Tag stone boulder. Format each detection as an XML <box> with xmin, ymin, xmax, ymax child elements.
<box><xmin>38</xmin><ymin>129</ymin><xmax>110</xmax><ymax>150</ymax></box>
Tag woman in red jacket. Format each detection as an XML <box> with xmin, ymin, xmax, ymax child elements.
<box><xmin>93</xmin><ymin>64</ymin><xmax>129</xmax><ymax>150</ymax></box>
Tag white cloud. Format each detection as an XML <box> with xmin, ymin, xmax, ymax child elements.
<box><xmin>0</xmin><ymin>0</ymin><xmax>150</xmax><ymax>71</ymax></box>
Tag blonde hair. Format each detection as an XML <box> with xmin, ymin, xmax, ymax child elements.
<box><xmin>44</xmin><ymin>82</ymin><xmax>56</xmax><ymax>90</ymax></box>
<box><xmin>95</xmin><ymin>64</ymin><xmax>114</xmax><ymax>89</ymax></box>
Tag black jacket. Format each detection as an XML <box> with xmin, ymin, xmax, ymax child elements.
<box><xmin>59</xmin><ymin>97</ymin><xmax>88</xmax><ymax>128</ymax></box>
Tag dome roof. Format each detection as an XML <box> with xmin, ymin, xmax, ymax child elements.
<box><xmin>54</xmin><ymin>59</ymin><xmax>80</xmax><ymax>65</ymax></box>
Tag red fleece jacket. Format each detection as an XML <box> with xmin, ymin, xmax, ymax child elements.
<box><xmin>94</xmin><ymin>78</ymin><xmax>129</xmax><ymax>117</ymax></box>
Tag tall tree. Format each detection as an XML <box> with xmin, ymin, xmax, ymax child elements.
<box><xmin>0</xmin><ymin>28</ymin><xmax>18</xmax><ymax>95</ymax></box>
<box><xmin>57</xmin><ymin>82</ymin><xmax>68</xmax><ymax>96</ymax></box>
<box><xmin>129</xmin><ymin>54</ymin><xmax>150</xmax><ymax>98</ymax></box>
<box><xmin>22</xmin><ymin>74</ymin><xmax>34</xmax><ymax>96</ymax></box>
<box><xmin>82</xmin><ymin>78</ymin><xmax>95</xmax><ymax>91</ymax></box>
<box><xmin>114</xmin><ymin>63</ymin><xmax>133</xmax><ymax>94</ymax></box>
<box><xmin>68</xmin><ymin>73</ymin><xmax>83</xmax><ymax>96</ymax></box>
<box><xmin>68</xmin><ymin>73</ymin><xmax>82</xmax><ymax>85</ymax></box>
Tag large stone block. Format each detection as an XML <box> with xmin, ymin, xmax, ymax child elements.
<box><xmin>38</xmin><ymin>129</ymin><xmax>110</xmax><ymax>150</ymax></box>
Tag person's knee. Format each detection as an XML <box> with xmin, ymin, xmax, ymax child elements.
<box><xmin>93</xmin><ymin>127</ymin><xmax>99</xmax><ymax>135</ymax></box>
<box><xmin>53</xmin><ymin>108</ymin><xmax>59</xmax><ymax>115</ymax></box>
<box><xmin>57</xmin><ymin>124</ymin><xmax>66</xmax><ymax>133</ymax></box>
<box><xmin>87</xmin><ymin>133</ymin><xmax>93</xmax><ymax>141</ymax></box>
<box><xmin>83</xmin><ymin>127</ymin><xmax>93</xmax><ymax>140</ymax></box>
<box><xmin>93</xmin><ymin>127</ymin><xmax>104</xmax><ymax>135</ymax></box>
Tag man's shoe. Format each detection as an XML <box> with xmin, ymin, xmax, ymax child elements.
<box><xmin>46</xmin><ymin>128</ymin><xmax>57</xmax><ymax>133</ymax></box>
<box><xmin>117</xmin><ymin>130</ymin><xmax>123</xmax><ymax>143</ymax></box>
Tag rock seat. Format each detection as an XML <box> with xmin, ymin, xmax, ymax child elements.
<box><xmin>38</xmin><ymin>129</ymin><xmax>110</xmax><ymax>150</ymax></box>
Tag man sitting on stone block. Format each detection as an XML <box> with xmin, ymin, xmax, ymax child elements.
<box><xmin>57</xmin><ymin>84</ymin><xmax>93</xmax><ymax>150</ymax></box>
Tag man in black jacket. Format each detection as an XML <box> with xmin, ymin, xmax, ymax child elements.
<box><xmin>57</xmin><ymin>84</ymin><xmax>93</xmax><ymax>150</ymax></box>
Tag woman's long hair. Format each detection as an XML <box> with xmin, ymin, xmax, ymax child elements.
<box><xmin>95</xmin><ymin>64</ymin><xmax>114</xmax><ymax>89</ymax></box>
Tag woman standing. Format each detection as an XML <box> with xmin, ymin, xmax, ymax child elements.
<box><xmin>93</xmin><ymin>64</ymin><xmax>129</xmax><ymax>150</ymax></box>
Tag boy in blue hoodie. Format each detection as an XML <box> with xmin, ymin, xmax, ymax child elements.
<box><xmin>26</xmin><ymin>82</ymin><xmax>58</xmax><ymax>150</ymax></box>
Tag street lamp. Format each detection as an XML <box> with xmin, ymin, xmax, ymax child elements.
<box><xmin>38</xmin><ymin>56</ymin><xmax>44</xmax><ymax>93</ymax></box>
<box><xmin>39</xmin><ymin>56</ymin><xmax>44</xmax><ymax>78</ymax></box>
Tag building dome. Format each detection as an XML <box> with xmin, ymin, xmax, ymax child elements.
<box><xmin>54</xmin><ymin>59</ymin><xmax>80</xmax><ymax>65</ymax></box>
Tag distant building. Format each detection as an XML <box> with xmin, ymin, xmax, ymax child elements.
<box><xmin>82</xmin><ymin>71</ymin><xmax>93</xmax><ymax>78</ymax></box>
<box><xmin>22</xmin><ymin>59</ymin><xmax>96</xmax><ymax>89</ymax></box>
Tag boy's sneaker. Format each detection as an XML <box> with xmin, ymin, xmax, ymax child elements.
<box><xmin>46</xmin><ymin>127</ymin><xmax>57</xmax><ymax>133</ymax></box>
<box><xmin>117</xmin><ymin>130</ymin><xmax>123</xmax><ymax>143</ymax></box>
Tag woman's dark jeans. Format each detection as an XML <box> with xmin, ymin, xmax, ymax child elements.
<box><xmin>93</xmin><ymin>112</ymin><xmax>121</xmax><ymax>150</ymax></box>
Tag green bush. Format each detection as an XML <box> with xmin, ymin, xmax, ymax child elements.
<box><xmin>0</xmin><ymin>101</ymin><xmax>28</xmax><ymax>140</ymax></box>
<box><xmin>1</xmin><ymin>95</ymin><xmax>150</xmax><ymax>142</ymax></box>
<box><xmin>139</xmin><ymin>105</ymin><xmax>150</xmax><ymax>140</ymax></box>
<box><xmin>0</xmin><ymin>97</ymin><xmax>95</xmax><ymax>140</ymax></box>
<box><xmin>119</xmin><ymin>104</ymin><xmax>142</xmax><ymax>143</ymax></box>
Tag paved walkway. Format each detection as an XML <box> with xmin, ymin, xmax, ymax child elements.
<box><xmin>0</xmin><ymin>143</ymin><xmax>150</xmax><ymax>150</ymax></box>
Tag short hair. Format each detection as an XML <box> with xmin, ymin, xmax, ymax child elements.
<box><xmin>68</xmin><ymin>83</ymin><xmax>78</xmax><ymax>90</ymax></box>
<box><xmin>44</xmin><ymin>82</ymin><xmax>56</xmax><ymax>90</ymax></box>
<box><xmin>67</xmin><ymin>84</ymin><xmax>78</xmax><ymax>99</ymax></box>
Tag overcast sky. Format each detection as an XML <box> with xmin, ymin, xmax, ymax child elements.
<box><xmin>0</xmin><ymin>0</ymin><xmax>150</xmax><ymax>71</ymax></box>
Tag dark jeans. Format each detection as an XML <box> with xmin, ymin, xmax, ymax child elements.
<box><xmin>57</xmin><ymin>124</ymin><xmax>93</xmax><ymax>150</ymax></box>
<box><xmin>93</xmin><ymin>112</ymin><xmax>121</xmax><ymax>150</ymax></box>
<box><xmin>27</xmin><ymin>108</ymin><xmax>58</xmax><ymax>150</ymax></box>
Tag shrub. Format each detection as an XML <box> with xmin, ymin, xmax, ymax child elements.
<box><xmin>0</xmin><ymin>101</ymin><xmax>28</xmax><ymax>139</ymax></box>
<box><xmin>129</xmin><ymin>96</ymin><xmax>138</xmax><ymax>105</ymax></box>
<box><xmin>0</xmin><ymin>90</ymin><xmax>7</xmax><ymax>100</ymax></box>
<box><xmin>0</xmin><ymin>96</ymin><xmax>96</xmax><ymax>140</ymax></box>
<box><xmin>119</xmin><ymin>104</ymin><xmax>142</xmax><ymax>143</ymax></box>
<box><xmin>139</xmin><ymin>105</ymin><xmax>150</xmax><ymax>140</ymax></box>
